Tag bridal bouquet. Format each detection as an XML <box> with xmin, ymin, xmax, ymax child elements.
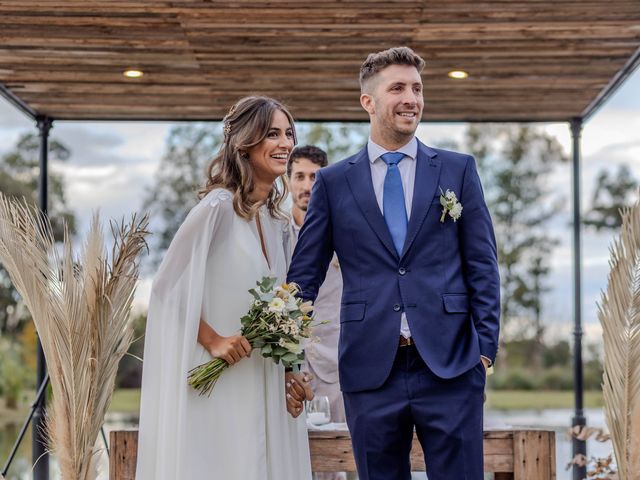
<box><xmin>188</xmin><ymin>276</ymin><xmax>316</xmax><ymax>396</ymax></box>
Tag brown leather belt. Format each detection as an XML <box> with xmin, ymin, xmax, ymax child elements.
<box><xmin>399</xmin><ymin>336</ymin><xmax>414</xmax><ymax>347</ymax></box>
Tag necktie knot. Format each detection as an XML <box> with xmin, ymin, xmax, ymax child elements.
<box><xmin>381</xmin><ymin>152</ymin><xmax>405</xmax><ymax>166</ymax></box>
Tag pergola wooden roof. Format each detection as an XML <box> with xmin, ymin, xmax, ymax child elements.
<box><xmin>1</xmin><ymin>1</ymin><xmax>640</xmax><ymax>123</ymax></box>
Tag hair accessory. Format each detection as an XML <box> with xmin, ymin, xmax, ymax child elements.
<box><xmin>223</xmin><ymin>104</ymin><xmax>238</xmax><ymax>137</ymax></box>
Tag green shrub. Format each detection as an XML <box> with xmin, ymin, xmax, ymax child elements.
<box><xmin>537</xmin><ymin>366</ymin><xmax>573</xmax><ymax>390</ymax></box>
<box><xmin>0</xmin><ymin>338</ymin><xmax>30</xmax><ymax>409</ymax></box>
<box><xmin>583</xmin><ymin>362</ymin><xmax>604</xmax><ymax>391</ymax></box>
<box><xmin>489</xmin><ymin>367</ymin><xmax>537</xmax><ymax>390</ymax></box>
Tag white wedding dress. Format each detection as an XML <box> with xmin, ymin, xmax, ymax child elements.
<box><xmin>135</xmin><ymin>189</ymin><xmax>312</xmax><ymax>480</ymax></box>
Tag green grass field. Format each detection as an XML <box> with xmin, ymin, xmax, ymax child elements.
<box><xmin>107</xmin><ymin>388</ymin><xmax>603</xmax><ymax>415</ymax></box>
<box><xmin>486</xmin><ymin>389</ymin><xmax>603</xmax><ymax>410</ymax></box>
<box><xmin>110</xmin><ymin>388</ymin><xmax>142</xmax><ymax>414</ymax></box>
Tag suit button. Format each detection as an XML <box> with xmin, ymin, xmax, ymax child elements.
<box><xmin>393</xmin><ymin>304</ymin><xmax>401</xmax><ymax>312</ymax></box>
<box><xmin>398</xmin><ymin>267</ymin><xmax>406</xmax><ymax>275</ymax></box>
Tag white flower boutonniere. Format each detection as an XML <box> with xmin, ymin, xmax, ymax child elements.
<box><xmin>439</xmin><ymin>187</ymin><xmax>463</xmax><ymax>223</ymax></box>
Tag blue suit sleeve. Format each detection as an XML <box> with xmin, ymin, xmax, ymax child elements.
<box><xmin>287</xmin><ymin>170</ymin><xmax>334</xmax><ymax>303</ymax></box>
<box><xmin>459</xmin><ymin>156</ymin><xmax>501</xmax><ymax>363</ymax></box>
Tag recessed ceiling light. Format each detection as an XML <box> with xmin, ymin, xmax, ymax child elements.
<box><xmin>448</xmin><ymin>70</ymin><xmax>469</xmax><ymax>79</ymax></box>
<box><xmin>123</xmin><ymin>69</ymin><xmax>144</xmax><ymax>78</ymax></box>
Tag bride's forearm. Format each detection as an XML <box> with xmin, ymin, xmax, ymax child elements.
<box><xmin>197</xmin><ymin>318</ymin><xmax>220</xmax><ymax>350</ymax></box>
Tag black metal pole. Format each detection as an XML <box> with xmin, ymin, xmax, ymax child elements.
<box><xmin>34</xmin><ymin>115</ymin><xmax>53</xmax><ymax>480</ymax></box>
<box><xmin>570</xmin><ymin>117</ymin><xmax>586</xmax><ymax>480</ymax></box>
<box><xmin>1</xmin><ymin>376</ymin><xmax>50</xmax><ymax>477</ymax></box>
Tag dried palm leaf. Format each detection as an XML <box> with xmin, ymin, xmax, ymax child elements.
<box><xmin>0</xmin><ymin>193</ymin><xmax>148</xmax><ymax>480</ymax></box>
<box><xmin>598</xmin><ymin>193</ymin><xmax>640</xmax><ymax>480</ymax></box>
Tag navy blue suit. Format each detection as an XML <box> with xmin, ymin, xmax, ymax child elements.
<box><xmin>287</xmin><ymin>140</ymin><xmax>500</xmax><ymax>479</ymax></box>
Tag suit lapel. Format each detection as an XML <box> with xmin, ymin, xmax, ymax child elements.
<box><xmin>345</xmin><ymin>148</ymin><xmax>398</xmax><ymax>259</ymax></box>
<box><xmin>401</xmin><ymin>142</ymin><xmax>441</xmax><ymax>259</ymax></box>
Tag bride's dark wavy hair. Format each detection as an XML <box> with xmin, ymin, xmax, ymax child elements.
<box><xmin>198</xmin><ymin>96</ymin><xmax>297</xmax><ymax>220</ymax></box>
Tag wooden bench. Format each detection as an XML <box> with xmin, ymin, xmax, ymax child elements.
<box><xmin>110</xmin><ymin>428</ymin><xmax>556</xmax><ymax>479</ymax></box>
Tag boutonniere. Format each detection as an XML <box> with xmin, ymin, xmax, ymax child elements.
<box><xmin>439</xmin><ymin>187</ymin><xmax>463</xmax><ymax>223</ymax></box>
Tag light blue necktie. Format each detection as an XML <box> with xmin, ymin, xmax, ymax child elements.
<box><xmin>381</xmin><ymin>152</ymin><xmax>408</xmax><ymax>255</ymax></box>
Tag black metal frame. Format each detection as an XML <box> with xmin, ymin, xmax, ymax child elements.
<box><xmin>1</xmin><ymin>375</ymin><xmax>50</xmax><ymax>477</ymax></box>
<box><xmin>570</xmin><ymin>118</ymin><xmax>586</xmax><ymax>480</ymax></box>
<box><xmin>33</xmin><ymin>115</ymin><xmax>52</xmax><ymax>480</ymax></box>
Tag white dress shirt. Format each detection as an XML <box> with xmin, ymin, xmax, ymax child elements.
<box><xmin>367</xmin><ymin>137</ymin><xmax>418</xmax><ymax>339</ymax></box>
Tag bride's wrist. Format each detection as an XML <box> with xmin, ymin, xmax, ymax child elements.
<box><xmin>202</xmin><ymin>330</ymin><xmax>223</xmax><ymax>354</ymax></box>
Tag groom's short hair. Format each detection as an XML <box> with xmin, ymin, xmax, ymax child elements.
<box><xmin>359</xmin><ymin>46</ymin><xmax>425</xmax><ymax>92</ymax></box>
<box><xmin>287</xmin><ymin>145</ymin><xmax>328</xmax><ymax>177</ymax></box>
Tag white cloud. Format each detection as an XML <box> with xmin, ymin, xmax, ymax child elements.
<box><xmin>0</xmin><ymin>98</ymin><xmax>36</xmax><ymax>154</ymax></box>
<box><xmin>60</xmin><ymin>161</ymin><xmax>159</xmax><ymax>236</ymax></box>
<box><xmin>0</xmin><ymin>97</ymin><xmax>33</xmax><ymax>130</ymax></box>
<box><xmin>416</xmin><ymin>122</ymin><xmax>466</xmax><ymax>149</ymax></box>
<box><xmin>133</xmin><ymin>278</ymin><xmax>153</xmax><ymax>314</ymax></box>
<box><xmin>544</xmin><ymin>321</ymin><xmax>603</xmax><ymax>349</ymax></box>
<box><xmin>40</xmin><ymin>121</ymin><xmax>172</xmax><ymax>239</ymax></box>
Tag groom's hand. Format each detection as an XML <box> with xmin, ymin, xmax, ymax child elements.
<box><xmin>285</xmin><ymin>371</ymin><xmax>314</xmax><ymax>418</ymax></box>
<box><xmin>481</xmin><ymin>356</ymin><xmax>490</xmax><ymax>371</ymax></box>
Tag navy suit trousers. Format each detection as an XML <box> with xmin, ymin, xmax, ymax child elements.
<box><xmin>343</xmin><ymin>345</ymin><xmax>485</xmax><ymax>480</ymax></box>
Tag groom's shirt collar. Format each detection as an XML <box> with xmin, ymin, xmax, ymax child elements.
<box><xmin>367</xmin><ymin>136</ymin><xmax>418</xmax><ymax>164</ymax></box>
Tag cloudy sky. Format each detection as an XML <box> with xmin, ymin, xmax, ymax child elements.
<box><xmin>1</xmin><ymin>70</ymin><xmax>639</xmax><ymax>347</ymax></box>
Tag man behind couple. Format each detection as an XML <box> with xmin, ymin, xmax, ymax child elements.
<box><xmin>287</xmin><ymin>144</ymin><xmax>345</xmax><ymax>427</ymax></box>
<box><xmin>136</xmin><ymin>46</ymin><xmax>500</xmax><ymax>480</ymax></box>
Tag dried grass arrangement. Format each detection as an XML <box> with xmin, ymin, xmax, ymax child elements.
<box><xmin>598</xmin><ymin>193</ymin><xmax>640</xmax><ymax>480</ymax></box>
<box><xmin>0</xmin><ymin>193</ymin><xmax>148</xmax><ymax>480</ymax></box>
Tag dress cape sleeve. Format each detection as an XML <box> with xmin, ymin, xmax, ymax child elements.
<box><xmin>135</xmin><ymin>190</ymin><xmax>230</xmax><ymax>479</ymax></box>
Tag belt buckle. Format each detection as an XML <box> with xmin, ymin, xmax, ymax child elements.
<box><xmin>399</xmin><ymin>336</ymin><xmax>413</xmax><ymax>347</ymax></box>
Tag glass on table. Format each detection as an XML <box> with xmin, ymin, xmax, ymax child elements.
<box><xmin>306</xmin><ymin>395</ymin><xmax>331</xmax><ymax>425</ymax></box>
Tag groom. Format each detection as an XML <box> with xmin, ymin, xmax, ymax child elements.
<box><xmin>287</xmin><ymin>46</ymin><xmax>500</xmax><ymax>480</ymax></box>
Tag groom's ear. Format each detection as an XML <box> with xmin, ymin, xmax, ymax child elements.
<box><xmin>360</xmin><ymin>93</ymin><xmax>375</xmax><ymax>115</ymax></box>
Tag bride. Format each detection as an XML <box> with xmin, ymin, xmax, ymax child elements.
<box><xmin>135</xmin><ymin>96</ymin><xmax>313</xmax><ymax>479</ymax></box>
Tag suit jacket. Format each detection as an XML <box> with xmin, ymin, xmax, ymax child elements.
<box><xmin>287</xmin><ymin>140</ymin><xmax>500</xmax><ymax>393</ymax></box>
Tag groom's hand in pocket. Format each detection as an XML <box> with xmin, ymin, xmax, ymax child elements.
<box><xmin>481</xmin><ymin>356</ymin><xmax>491</xmax><ymax>372</ymax></box>
<box><xmin>285</xmin><ymin>371</ymin><xmax>314</xmax><ymax>418</ymax></box>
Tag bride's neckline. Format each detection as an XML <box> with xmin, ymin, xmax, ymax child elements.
<box><xmin>254</xmin><ymin>208</ymin><xmax>271</xmax><ymax>270</ymax></box>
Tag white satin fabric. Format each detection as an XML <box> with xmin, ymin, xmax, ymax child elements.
<box><xmin>135</xmin><ymin>189</ymin><xmax>311</xmax><ymax>480</ymax></box>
